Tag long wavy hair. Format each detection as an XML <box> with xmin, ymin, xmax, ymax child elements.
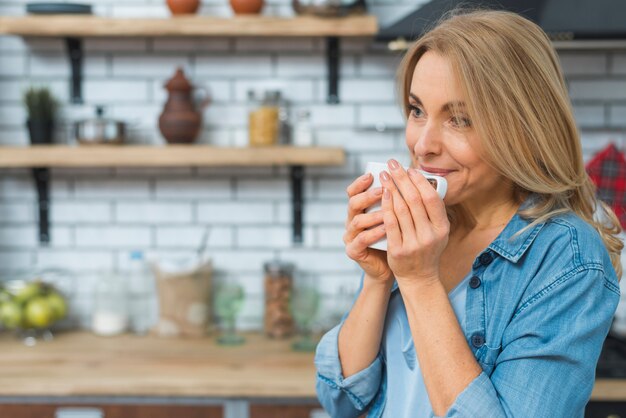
<box><xmin>397</xmin><ymin>9</ymin><xmax>623</xmax><ymax>278</ymax></box>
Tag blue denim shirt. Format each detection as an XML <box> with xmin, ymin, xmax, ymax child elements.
<box><xmin>315</xmin><ymin>196</ymin><xmax>621</xmax><ymax>418</ymax></box>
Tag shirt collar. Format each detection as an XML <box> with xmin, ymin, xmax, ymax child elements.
<box><xmin>487</xmin><ymin>192</ymin><xmax>545</xmax><ymax>263</ymax></box>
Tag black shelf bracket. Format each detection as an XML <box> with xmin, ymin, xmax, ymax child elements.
<box><xmin>327</xmin><ymin>37</ymin><xmax>340</xmax><ymax>104</ymax></box>
<box><xmin>290</xmin><ymin>165</ymin><xmax>305</xmax><ymax>244</ymax></box>
<box><xmin>32</xmin><ymin>167</ymin><xmax>51</xmax><ymax>245</ymax></box>
<box><xmin>65</xmin><ymin>37</ymin><xmax>83</xmax><ymax>104</ymax></box>
<box><xmin>65</xmin><ymin>36</ymin><xmax>336</xmax><ymax>105</ymax></box>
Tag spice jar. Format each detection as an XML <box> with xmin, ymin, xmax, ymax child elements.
<box><xmin>264</xmin><ymin>261</ymin><xmax>295</xmax><ymax>338</ymax></box>
<box><xmin>249</xmin><ymin>90</ymin><xmax>280</xmax><ymax>146</ymax></box>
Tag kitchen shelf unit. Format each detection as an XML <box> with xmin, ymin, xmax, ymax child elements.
<box><xmin>0</xmin><ymin>145</ymin><xmax>344</xmax><ymax>167</ymax></box>
<box><xmin>0</xmin><ymin>14</ymin><xmax>378</xmax><ymax>104</ymax></box>
<box><xmin>0</xmin><ymin>145</ymin><xmax>346</xmax><ymax>245</ymax></box>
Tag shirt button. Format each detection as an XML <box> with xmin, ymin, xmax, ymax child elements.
<box><xmin>479</xmin><ymin>252</ymin><xmax>493</xmax><ymax>266</ymax></box>
<box><xmin>471</xmin><ymin>334</ymin><xmax>485</xmax><ymax>348</ymax></box>
<box><xmin>469</xmin><ymin>276</ymin><xmax>481</xmax><ymax>289</ymax></box>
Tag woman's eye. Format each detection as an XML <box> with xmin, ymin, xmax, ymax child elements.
<box><xmin>408</xmin><ymin>104</ymin><xmax>423</xmax><ymax>119</ymax></box>
<box><xmin>450</xmin><ymin>116</ymin><xmax>472</xmax><ymax>128</ymax></box>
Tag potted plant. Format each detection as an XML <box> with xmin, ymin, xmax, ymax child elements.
<box><xmin>23</xmin><ymin>86</ymin><xmax>58</xmax><ymax>145</ymax></box>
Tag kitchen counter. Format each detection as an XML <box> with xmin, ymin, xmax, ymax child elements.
<box><xmin>0</xmin><ymin>331</ymin><xmax>624</xmax><ymax>402</ymax></box>
<box><xmin>0</xmin><ymin>331</ymin><xmax>316</xmax><ymax>400</ymax></box>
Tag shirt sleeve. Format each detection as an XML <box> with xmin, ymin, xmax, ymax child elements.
<box><xmin>314</xmin><ymin>274</ymin><xmax>385</xmax><ymax>418</ymax></box>
<box><xmin>445</xmin><ymin>267</ymin><xmax>620</xmax><ymax>418</ymax></box>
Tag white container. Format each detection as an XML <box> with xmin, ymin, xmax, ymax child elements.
<box><xmin>364</xmin><ymin>161</ymin><xmax>447</xmax><ymax>251</ymax></box>
<box><xmin>92</xmin><ymin>312</ymin><xmax>128</xmax><ymax>337</ymax></box>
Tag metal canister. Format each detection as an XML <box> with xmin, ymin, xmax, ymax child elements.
<box><xmin>263</xmin><ymin>261</ymin><xmax>295</xmax><ymax>338</ymax></box>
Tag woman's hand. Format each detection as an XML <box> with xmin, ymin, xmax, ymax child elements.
<box><xmin>380</xmin><ymin>159</ymin><xmax>450</xmax><ymax>286</ymax></box>
<box><xmin>343</xmin><ymin>173</ymin><xmax>394</xmax><ymax>284</ymax></box>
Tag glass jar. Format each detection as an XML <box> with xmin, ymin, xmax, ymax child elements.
<box><xmin>91</xmin><ymin>272</ymin><xmax>129</xmax><ymax>336</ymax></box>
<box><xmin>263</xmin><ymin>261</ymin><xmax>295</xmax><ymax>338</ymax></box>
<box><xmin>249</xmin><ymin>90</ymin><xmax>280</xmax><ymax>146</ymax></box>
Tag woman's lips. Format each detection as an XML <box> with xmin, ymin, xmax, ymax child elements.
<box><xmin>419</xmin><ymin>166</ymin><xmax>455</xmax><ymax>176</ymax></box>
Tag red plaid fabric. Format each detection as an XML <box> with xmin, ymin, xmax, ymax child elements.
<box><xmin>585</xmin><ymin>143</ymin><xmax>626</xmax><ymax>228</ymax></box>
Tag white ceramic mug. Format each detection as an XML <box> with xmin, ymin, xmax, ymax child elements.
<box><xmin>363</xmin><ymin>162</ymin><xmax>447</xmax><ymax>251</ymax></box>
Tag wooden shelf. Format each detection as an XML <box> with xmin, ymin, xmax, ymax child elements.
<box><xmin>0</xmin><ymin>15</ymin><xmax>378</xmax><ymax>37</ymax></box>
<box><xmin>0</xmin><ymin>15</ymin><xmax>377</xmax><ymax>104</ymax></box>
<box><xmin>0</xmin><ymin>145</ymin><xmax>346</xmax><ymax>168</ymax></box>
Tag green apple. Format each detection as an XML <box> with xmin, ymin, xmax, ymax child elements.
<box><xmin>15</xmin><ymin>282</ymin><xmax>42</xmax><ymax>305</ymax></box>
<box><xmin>46</xmin><ymin>292</ymin><xmax>67</xmax><ymax>321</ymax></box>
<box><xmin>24</xmin><ymin>297</ymin><xmax>53</xmax><ymax>328</ymax></box>
<box><xmin>0</xmin><ymin>300</ymin><xmax>23</xmax><ymax>329</ymax></box>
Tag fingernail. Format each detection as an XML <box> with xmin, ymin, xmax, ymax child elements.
<box><xmin>380</xmin><ymin>171</ymin><xmax>390</xmax><ymax>181</ymax></box>
<box><xmin>408</xmin><ymin>168</ymin><xmax>418</xmax><ymax>177</ymax></box>
<box><xmin>361</xmin><ymin>173</ymin><xmax>371</xmax><ymax>181</ymax></box>
<box><xmin>388</xmin><ymin>159</ymin><xmax>400</xmax><ymax>170</ymax></box>
<box><xmin>383</xmin><ymin>188</ymin><xmax>391</xmax><ymax>199</ymax></box>
<box><xmin>372</xmin><ymin>187</ymin><xmax>383</xmax><ymax>196</ymax></box>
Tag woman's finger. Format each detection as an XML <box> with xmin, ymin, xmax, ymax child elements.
<box><xmin>386</xmin><ymin>159</ymin><xmax>429</xmax><ymax>231</ymax></box>
<box><xmin>407</xmin><ymin>168</ymin><xmax>448</xmax><ymax>228</ymax></box>
<box><xmin>347</xmin><ymin>186</ymin><xmax>383</xmax><ymax>222</ymax></box>
<box><xmin>346</xmin><ymin>223</ymin><xmax>386</xmax><ymax>257</ymax></box>
<box><xmin>390</xmin><ymin>186</ymin><xmax>417</xmax><ymax>242</ymax></box>
<box><xmin>379</xmin><ymin>169</ymin><xmax>417</xmax><ymax>243</ymax></box>
<box><xmin>381</xmin><ymin>187</ymin><xmax>402</xmax><ymax>248</ymax></box>
<box><xmin>343</xmin><ymin>211</ymin><xmax>385</xmax><ymax>243</ymax></box>
<box><xmin>346</xmin><ymin>173</ymin><xmax>373</xmax><ymax>198</ymax></box>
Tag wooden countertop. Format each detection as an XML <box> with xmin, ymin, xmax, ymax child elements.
<box><xmin>0</xmin><ymin>332</ymin><xmax>316</xmax><ymax>399</ymax></box>
<box><xmin>0</xmin><ymin>332</ymin><xmax>623</xmax><ymax>401</ymax></box>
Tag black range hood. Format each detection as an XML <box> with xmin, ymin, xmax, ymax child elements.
<box><xmin>377</xmin><ymin>0</ymin><xmax>626</xmax><ymax>48</ymax></box>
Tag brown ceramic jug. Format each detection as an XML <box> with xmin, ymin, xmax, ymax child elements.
<box><xmin>230</xmin><ymin>0</ymin><xmax>264</xmax><ymax>14</ymax></box>
<box><xmin>166</xmin><ymin>0</ymin><xmax>200</xmax><ymax>15</ymax></box>
<box><xmin>159</xmin><ymin>68</ymin><xmax>210</xmax><ymax>144</ymax></box>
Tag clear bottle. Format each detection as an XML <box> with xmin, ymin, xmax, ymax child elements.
<box><xmin>292</xmin><ymin>109</ymin><xmax>313</xmax><ymax>147</ymax></box>
<box><xmin>127</xmin><ymin>251</ymin><xmax>157</xmax><ymax>335</ymax></box>
<box><xmin>92</xmin><ymin>271</ymin><xmax>129</xmax><ymax>336</ymax></box>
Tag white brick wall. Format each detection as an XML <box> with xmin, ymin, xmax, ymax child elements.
<box><xmin>51</xmin><ymin>202</ymin><xmax>113</xmax><ymax>224</ymax></box>
<box><xmin>156</xmin><ymin>225</ymin><xmax>233</xmax><ymax>249</ymax></box>
<box><xmin>197</xmin><ymin>202</ymin><xmax>274</xmax><ymax>224</ymax></box>
<box><xmin>0</xmin><ymin>0</ymin><xmax>624</xmax><ymax>332</ymax></box>
<box><xmin>75</xmin><ymin>226</ymin><xmax>152</xmax><ymax>248</ymax></box>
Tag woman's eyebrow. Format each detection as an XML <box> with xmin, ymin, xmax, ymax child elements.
<box><xmin>409</xmin><ymin>93</ymin><xmax>467</xmax><ymax>112</ymax></box>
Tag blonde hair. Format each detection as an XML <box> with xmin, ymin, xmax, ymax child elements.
<box><xmin>398</xmin><ymin>9</ymin><xmax>623</xmax><ymax>278</ymax></box>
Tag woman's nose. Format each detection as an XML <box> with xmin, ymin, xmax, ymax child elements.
<box><xmin>413</xmin><ymin>123</ymin><xmax>442</xmax><ymax>157</ymax></box>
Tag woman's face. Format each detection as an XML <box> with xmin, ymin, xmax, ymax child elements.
<box><xmin>406</xmin><ymin>51</ymin><xmax>510</xmax><ymax>206</ymax></box>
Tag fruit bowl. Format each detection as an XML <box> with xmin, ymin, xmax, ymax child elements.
<box><xmin>0</xmin><ymin>279</ymin><xmax>68</xmax><ymax>346</ymax></box>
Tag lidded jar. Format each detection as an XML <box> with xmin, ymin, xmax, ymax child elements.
<box><xmin>263</xmin><ymin>261</ymin><xmax>295</xmax><ymax>338</ymax></box>
<box><xmin>248</xmin><ymin>90</ymin><xmax>281</xmax><ymax>147</ymax></box>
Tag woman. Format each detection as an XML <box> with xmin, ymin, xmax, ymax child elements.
<box><xmin>315</xmin><ymin>9</ymin><xmax>623</xmax><ymax>418</ymax></box>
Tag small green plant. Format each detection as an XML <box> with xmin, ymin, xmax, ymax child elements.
<box><xmin>23</xmin><ymin>86</ymin><xmax>57</xmax><ymax>122</ymax></box>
